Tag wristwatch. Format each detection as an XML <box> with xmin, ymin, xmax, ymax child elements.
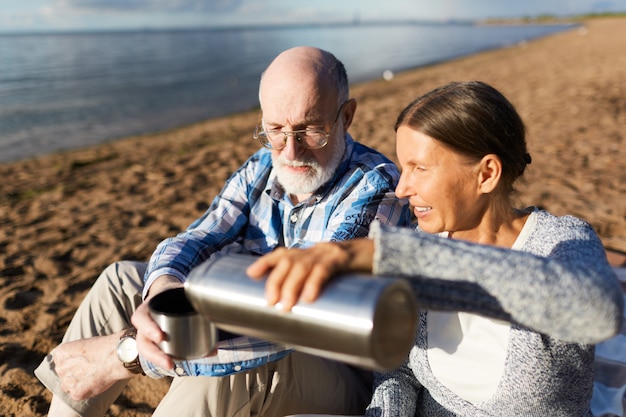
<box><xmin>116</xmin><ymin>327</ymin><xmax>144</xmax><ymax>375</ymax></box>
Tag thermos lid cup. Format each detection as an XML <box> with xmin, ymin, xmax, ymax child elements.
<box><xmin>148</xmin><ymin>287</ymin><xmax>217</xmax><ymax>360</ymax></box>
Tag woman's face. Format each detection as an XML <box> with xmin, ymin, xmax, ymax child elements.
<box><xmin>395</xmin><ymin>126</ymin><xmax>485</xmax><ymax>235</ymax></box>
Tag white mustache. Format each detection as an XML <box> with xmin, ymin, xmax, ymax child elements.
<box><xmin>275</xmin><ymin>155</ymin><xmax>316</xmax><ymax>168</ymax></box>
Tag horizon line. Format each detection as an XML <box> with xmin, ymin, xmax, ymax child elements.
<box><xmin>0</xmin><ymin>13</ymin><xmax>603</xmax><ymax>37</ymax></box>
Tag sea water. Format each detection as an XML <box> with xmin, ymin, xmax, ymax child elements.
<box><xmin>0</xmin><ymin>23</ymin><xmax>573</xmax><ymax>163</ymax></box>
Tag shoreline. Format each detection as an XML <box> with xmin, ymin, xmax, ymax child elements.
<box><xmin>1</xmin><ymin>17</ymin><xmax>625</xmax><ymax>416</ymax></box>
<box><xmin>0</xmin><ymin>21</ymin><xmax>588</xmax><ymax>168</ymax></box>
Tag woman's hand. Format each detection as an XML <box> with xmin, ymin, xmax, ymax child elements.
<box><xmin>247</xmin><ymin>238</ymin><xmax>375</xmax><ymax>311</ymax></box>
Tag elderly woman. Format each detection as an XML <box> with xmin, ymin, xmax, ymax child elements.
<box><xmin>247</xmin><ymin>81</ymin><xmax>623</xmax><ymax>416</ymax></box>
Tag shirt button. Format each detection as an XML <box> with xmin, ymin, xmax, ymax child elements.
<box><xmin>175</xmin><ymin>366</ymin><xmax>185</xmax><ymax>376</ymax></box>
<box><xmin>290</xmin><ymin>214</ymin><xmax>298</xmax><ymax>223</ymax></box>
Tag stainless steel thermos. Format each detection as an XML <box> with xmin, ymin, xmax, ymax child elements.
<box><xmin>184</xmin><ymin>253</ymin><xmax>418</xmax><ymax>370</ymax></box>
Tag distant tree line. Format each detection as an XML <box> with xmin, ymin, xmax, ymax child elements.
<box><xmin>483</xmin><ymin>11</ymin><xmax>626</xmax><ymax>25</ymax></box>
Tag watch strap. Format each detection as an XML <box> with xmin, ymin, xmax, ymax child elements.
<box><xmin>119</xmin><ymin>327</ymin><xmax>144</xmax><ymax>375</ymax></box>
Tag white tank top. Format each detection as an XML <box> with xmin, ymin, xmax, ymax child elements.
<box><xmin>427</xmin><ymin>211</ymin><xmax>537</xmax><ymax>404</ymax></box>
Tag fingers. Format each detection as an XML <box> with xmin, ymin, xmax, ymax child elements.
<box><xmin>301</xmin><ymin>263</ymin><xmax>333</xmax><ymax>303</ymax></box>
<box><xmin>266</xmin><ymin>257</ymin><xmax>311</xmax><ymax>311</ymax></box>
<box><xmin>136</xmin><ymin>329</ymin><xmax>174</xmax><ymax>370</ymax></box>
<box><xmin>246</xmin><ymin>255</ymin><xmax>274</xmax><ymax>279</ymax></box>
<box><xmin>132</xmin><ymin>302</ymin><xmax>174</xmax><ymax>370</ymax></box>
<box><xmin>248</xmin><ymin>244</ymin><xmax>345</xmax><ymax>311</ymax></box>
<box><xmin>246</xmin><ymin>248</ymin><xmax>292</xmax><ymax>305</ymax></box>
<box><xmin>132</xmin><ymin>302</ymin><xmax>163</xmax><ymax>342</ymax></box>
<box><xmin>52</xmin><ymin>336</ymin><xmax>123</xmax><ymax>400</ymax></box>
<box><xmin>65</xmin><ymin>381</ymin><xmax>92</xmax><ymax>401</ymax></box>
<box><xmin>262</xmin><ymin>250</ymin><xmax>334</xmax><ymax>311</ymax></box>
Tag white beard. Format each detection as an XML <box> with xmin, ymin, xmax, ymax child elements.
<box><xmin>272</xmin><ymin>135</ymin><xmax>346</xmax><ymax>195</ymax></box>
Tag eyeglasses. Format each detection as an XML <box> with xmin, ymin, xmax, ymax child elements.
<box><xmin>254</xmin><ymin>102</ymin><xmax>346</xmax><ymax>150</ymax></box>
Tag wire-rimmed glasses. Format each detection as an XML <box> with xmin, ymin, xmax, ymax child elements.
<box><xmin>254</xmin><ymin>102</ymin><xmax>346</xmax><ymax>150</ymax></box>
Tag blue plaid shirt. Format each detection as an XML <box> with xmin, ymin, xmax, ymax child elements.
<box><xmin>141</xmin><ymin>134</ymin><xmax>410</xmax><ymax>378</ymax></box>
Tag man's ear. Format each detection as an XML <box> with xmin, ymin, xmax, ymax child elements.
<box><xmin>477</xmin><ymin>154</ymin><xmax>502</xmax><ymax>194</ymax></box>
<box><xmin>342</xmin><ymin>98</ymin><xmax>357</xmax><ymax>130</ymax></box>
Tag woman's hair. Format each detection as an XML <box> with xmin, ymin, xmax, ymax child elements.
<box><xmin>395</xmin><ymin>81</ymin><xmax>531</xmax><ymax>196</ymax></box>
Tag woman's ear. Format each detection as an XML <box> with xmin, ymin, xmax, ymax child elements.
<box><xmin>477</xmin><ymin>154</ymin><xmax>502</xmax><ymax>194</ymax></box>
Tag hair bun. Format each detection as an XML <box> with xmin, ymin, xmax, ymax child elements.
<box><xmin>523</xmin><ymin>153</ymin><xmax>532</xmax><ymax>165</ymax></box>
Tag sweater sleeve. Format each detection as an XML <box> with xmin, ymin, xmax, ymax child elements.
<box><xmin>368</xmin><ymin>212</ymin><xmax>623</xmax><ymax>344</ymax></box>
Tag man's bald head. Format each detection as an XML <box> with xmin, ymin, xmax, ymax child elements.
<box><xmin>259</xmin><ymin>46</ymin><xmax>349</xmax><ymax>109</ymax></box>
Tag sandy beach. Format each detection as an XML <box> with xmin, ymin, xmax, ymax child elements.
<box><xmin>1</xmin><ymin>17</ymin><xmax>625</xmax><ymax>416</ymax></box>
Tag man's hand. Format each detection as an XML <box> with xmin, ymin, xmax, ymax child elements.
<box><xmin>131</xmin><ymin>275</ymin><xmax>184</xmax><ymax>370</ymax></box>
<box><xmin>52</xmin><ymin>332</ymin><xmax>134</xmax><ymax>401</ymax></box>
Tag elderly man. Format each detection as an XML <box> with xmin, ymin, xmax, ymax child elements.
<box><xmin>35</xmin><ymin>46</ymin><xmax>410</xmax><ymax>417</ymax></box>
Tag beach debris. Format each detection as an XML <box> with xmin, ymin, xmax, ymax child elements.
<box><xmin>383</xmin><ymin>69</ymin><xmax>394</xmax><ymax>81</ymax></box>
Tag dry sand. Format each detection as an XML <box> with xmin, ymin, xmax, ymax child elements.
<box><xmin>1</xmin><ymin>17</ymin><xmax>625</xmax><ymax>416</ymax></box>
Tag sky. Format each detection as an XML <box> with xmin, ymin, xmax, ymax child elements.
<box><xmin>0</xmin><ymin>0</ymin><xmax>624</xmax><ymax>33</ymax></box>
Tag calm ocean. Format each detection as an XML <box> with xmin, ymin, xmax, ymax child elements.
<box><xmin>0</xmin><ymin>23</ymin><xmax>573</xmax><ymax>163</ymax></box>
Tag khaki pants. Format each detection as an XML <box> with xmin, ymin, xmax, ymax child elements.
<box><xmin>35</xmin><ymin>261</ymin><xmax>372</xmax><ymax>417</ymax></box>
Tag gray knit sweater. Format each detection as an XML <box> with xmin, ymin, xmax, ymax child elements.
<box><xmin>365</xmin><ymin>209</ymin><xmax>623</xmax><ymax>417</ymax></box>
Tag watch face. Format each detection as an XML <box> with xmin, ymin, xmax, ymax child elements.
<box><xmin>117</xmin><ymin>336</ymin><xmax>139</xmax><ymax>363</ymax></box>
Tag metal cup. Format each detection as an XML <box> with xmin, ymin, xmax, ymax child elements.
<box><xmin>148</xmin><ymin>287</ymin><xmax>217</xmax><ymax>360</ymax></box>
<box><xmin>185</xmin><ymin>253</ymin><xmax>418</xmax><ymax>371</ymax></box>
